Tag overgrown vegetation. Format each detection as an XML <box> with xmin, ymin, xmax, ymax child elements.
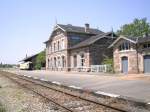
<box><xmin>0</xmin><ymin>103</ymin><xmax>6</xmax><ymax>112</ymax></box>
<box><xmin>117</xmin><ymin>18</ymin><xmax>150</xmax><ymax>37</ymax></box>
<box><xmin>102</xmin><ymin>57</ymin><xmax>113</xmax><ymax>65</ymax></box>
<box><xmin>35</xmin><ymin>51</ymin><xmax>46</xmax><ymax>70</ymax></box>
<box><xmin>0</xmin><ymin>63</ymin><xmax>14</xmax><ymax>68</ymax></box>
<box><xmin>102</xmin><ymin>57</ymin><xmax>113</xmax><ymax>72</ymax></box>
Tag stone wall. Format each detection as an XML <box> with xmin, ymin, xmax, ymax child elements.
<box><xmin>46</xmin><ymin>29</ymin><xmax>69</xmax><ymax>71</ymax></box>
<box><xmin>89</xmin><ymin>37</ymin><xmax>114</xmax><ymax>65</ymax></box>
<box><xmin>113</xmin><ymin>39</ymin><xmax>140</xmax><ymax>74</ymax></box>
<box><xmin>69</xmin><ymin>47</ymin><xmax>90</xmax><ymax>71</ymax></box>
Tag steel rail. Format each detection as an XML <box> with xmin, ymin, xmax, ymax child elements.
<box><xmin>3</xmin><ymin>72</ymin><xmax>127</xmax><ymax>112</ymax></box>
<box><xmin>3</xmin><ymin>74</ymin><xmax>75</xmax><ymax>112</ymax></box>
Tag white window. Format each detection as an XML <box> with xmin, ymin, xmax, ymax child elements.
<box><xmin>62</xmin><ymin>56</ymin><xmax>66</xmax><ymax>67</ymax></box>
<box><xmin>57</xmin><ymin>57</ymin><xmax>60</xmax><ymax>67</ymax></box>
<box><xmin>119</xmin><ymin>42</ymin><xmax>131</xmax><ymax>51</ymax></box>
<box><xmin>54</xmin><ymin>43</ymin><xmax>56</xmax><ymax>52</ymax></box>
<box><xmin>58</xmin><ymin>41</ymin><xmax>60</xmax><ymax>51</ymax></box>
<box><xmin>143</xmin><ymin>43</ymin><xmax>150</xmax><ymax>49</ymax></box>
<box><xmin>61</xmin><ymin>39</ymin><xmax>65</xmax><ymax>49</ymax></box>
<box><xmin>49</xmin><ymin>45</ymin><xmax>51</xmax><ymax>53</ymax></box>
<box><xmin>80</xmin><ymin>54</ymin><xmax>85</xmax><ymax>66</ymax></box>
<box><xmin>73</xmin><ymin>55</ymin><xmax>77</xmax><ymax>67</ymax></box>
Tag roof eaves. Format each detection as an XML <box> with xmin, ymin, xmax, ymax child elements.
<box><xmin>43</xmin><ymin>40</ymin><xmax>49</xmax><ymax>44</ymax></box>
<box><xmin>69</xmin><ymin>44</ymin><xmax>90</xmax><ymax>50</ymax></box>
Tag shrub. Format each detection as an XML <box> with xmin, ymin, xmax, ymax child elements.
<box><xmin>102</xmin><ymin>57</ymin><xmax>114</xmax><ymax>72</ymax></box>
<box><xmin>0</xmin><ymin>104</ymin><xmax>6</xmax><ymax>112</ymax></box>
<box><xmin>102</xmin><ymin>57</ymin><xmax>113</xmax><ymax>65</ymax></box>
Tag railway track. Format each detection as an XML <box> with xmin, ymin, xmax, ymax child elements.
<box><xmin>1</xmin><ymin>72</ymin><xmax>129</xmax><ymax>112</ymax></box>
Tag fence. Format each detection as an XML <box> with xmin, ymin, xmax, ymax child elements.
<box><xmin>47</xmin><ymin>64</ymin><xmax>112</xmax><ymax>73</ymax></box>
<box><xmin>91</xmin><ymin>64</ymin><xmax>112</xmax><ymax>72</ymax></box>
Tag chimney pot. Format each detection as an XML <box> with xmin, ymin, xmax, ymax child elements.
<box><xmin>85</xmin><ymin>23</ymin><xmax>90</xmax><ymax>32</ymax></box>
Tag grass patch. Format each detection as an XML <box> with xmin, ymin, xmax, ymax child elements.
<box><xmin>0</xmin><ymin>103</ymin><xmax>6</xmax><ymax>112</ymax></box>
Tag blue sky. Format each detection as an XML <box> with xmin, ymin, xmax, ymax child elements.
<box><xmin>0</xmin><ymin>0</ymin><xmax>150</xmax><ymax>64</ymax></box>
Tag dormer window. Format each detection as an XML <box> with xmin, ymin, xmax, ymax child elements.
<box><xmin>119</xmin><ymin>42</ymin><xmax>131</xmax><ymax>51</ymax></box>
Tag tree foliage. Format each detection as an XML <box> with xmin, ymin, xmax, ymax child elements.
<box><xmin>0</xmin><ymin>62</ymin><xmax>13</xmax><ymax>68</ymax></box>
<box><xmin>102</xmin><ymin>57</ymin><xmax>113</xmax><ymax>72</ymax></box>
<box><xmin>117</xmin><ymin>18</ymin><xmax>150</xmax><ymax>37</ymax></box>
<box><xmin>35</xmin><ymin>51</ymin><xmax>46</xmax><ymax>70</ymax></box>
<box><xmin>102</xmin><ymin>57</ymin><xmax>113</xmax><ymax>65</ymax></box>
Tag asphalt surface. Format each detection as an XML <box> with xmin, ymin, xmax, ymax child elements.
<box><xmin>6</xmin><ymin>70</ymin><xmax>150</xmax><ymax>103</ymax></box>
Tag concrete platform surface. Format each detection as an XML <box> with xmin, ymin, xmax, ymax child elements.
<box><xmin>7</xmin><ymin>70</ymin><xmax>150</xmax><ymax>103</ymax></box>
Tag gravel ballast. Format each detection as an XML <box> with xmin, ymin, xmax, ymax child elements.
<box><xmin>0</xmin><ymin>74</ymin><xmax>64</xmax><ymax>112</ymax></box>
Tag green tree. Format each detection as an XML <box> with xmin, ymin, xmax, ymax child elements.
<box><xmin>35</xmin><ymin>51</ymin><xmax>46</xmax><ymax>70</ymax></box>
<box><xmin>102</xmin><ymin>57</ymin><xmax>113</xmax><ymax>72</ymax></box>
<box><xmin>102</xmin><ymin>58</ymin><xmax>113</xmax><ymax>65</ymax></box>
<box><xmin>117</xmin><ymin>18</ymin><xmax>150</xmax><ymax>37</ymax></box>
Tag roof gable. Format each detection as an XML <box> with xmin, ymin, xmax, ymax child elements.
<box><xmin>44</xmin><ymin>27</ymin><xmax>65</xmax><ymax>44</ymax></box>
<box><xmin>108</xmin><ymin>36</ymin><xmax>137</xmax><ymax>48</ymax></box>
<box><xmin>44</xmin><ymin>24</ymin><xmax>103</xmax><ymax>44</ymax></box>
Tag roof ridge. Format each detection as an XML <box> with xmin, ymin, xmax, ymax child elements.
<box><xmin>57</xmin><ymin>24</ymin><xmax>100</xmax><ymax>30</ymax></box>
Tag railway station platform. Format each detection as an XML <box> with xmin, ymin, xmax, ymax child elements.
<box><xmin>6</xmin><ymin>70</ymin><xmax>150</xmax><ymax>104</ymax></box>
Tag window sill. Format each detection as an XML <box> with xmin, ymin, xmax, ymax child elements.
<box><xmin>119</xmin><ymin>50</ymin><xmax>135</xmax><ymax>53</ymax></box>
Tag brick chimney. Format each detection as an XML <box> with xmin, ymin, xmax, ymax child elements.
<box><xmin>85</xmin><ymin>23</ymin><xmax>90</xmax><ymax>32</ymax></box>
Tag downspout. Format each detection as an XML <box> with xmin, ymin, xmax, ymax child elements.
<box><xmin>112</xmin><ymin>47</ymin><xmax>115</xmax><ymax>73</ymax></box>
<box><xmin>136</xmin><ymin>43</ymin><xmax>140</xmax><ymax>74</ymax></box>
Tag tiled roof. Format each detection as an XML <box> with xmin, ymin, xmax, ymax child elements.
<box><xmin>57</xmin><ymin>24</ymin><xmax>103</xmax><ymax>34</ymax></box>
<box><xmin>124</xmin><ymin>36</ymin><xmax>150</xmax><ymax>43</ymax></box>
<box><xmin>108</xmin><ymin>35</ymin><xmax>150</xmax><ymax>48</ymax></box>
<box><xmin>137</xmin><ymin>36</ymin><xmax>150</xmax><ymax>43</ymax></box>
<box><xmin>70</xmin><ymin>32</ymin><xmax>116</xmax><ymax>49</ymax></box>
<box><xmin>20</xmin><ymin>54</ymin><xmax>38</xmax><ymax>62</ymax></box>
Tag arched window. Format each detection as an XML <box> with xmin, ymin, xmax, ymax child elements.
<box><xmin>62</xmin><ymin>56</ymin><xmax>66</xmax><ymax>67</ymax></box>
<box><xmin>54</xmin><ymin>57</ymin><xmax>57</xmax><ymax>67</ymax></box>
<box><xmin>58</xmin><ymin>41</ymin><xmax>60</xmax><ymax>51</ymax></box>
<box><xmin>80</xmin><ymin>54</ymin><xmax>85</xmax><ymax>66</ymax></box>
<box><xmin>73</xmin><ymin>55</ymin><xmax>77</xmax><ymax>67</ymax></box>
<box><xmin>50</xmin><ymin>58</ymin><xmax>52</xmax><ymax>67</ymax></box>
<box><xmin>54</xmin><ymin>43</ymin><xmax>56</xmax><ymax>52</ymax></box>
<box><xmin>48</xmin><ymin>59</ymin><xmax>50</xmax><ymax>68</ymax></box>
<box><xmin>57</xmin><ymin>57</ymin><xmax>60</xmax><ymax>67</ymax></box>
<box><xmin>119</xmin><ymin>42</ymin><xmax>131</xmax><ymax>51</ymax></box>
<box><xmin>61</xmin><ymin>39</ymin><xmax>65</xmax><ymax>49</ymax></box>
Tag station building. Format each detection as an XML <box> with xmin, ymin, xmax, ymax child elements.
<box><xmin>44</xmin><ymin>23</ymin><xmax>116</xmax><ymax>72</ymax></box>
<box><xmin>109</xmin><ymin>35</ymin><xmax>150</xmax><ymax>74</ymax></box>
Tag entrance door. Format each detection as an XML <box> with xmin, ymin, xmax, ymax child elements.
<box><xmin>144</xmin><ymin>55</ymin><xmax>150</xmax><ymax>73</ymax></box>
<box><xmin>122</xmin><ymin>57</ymin><xmax>128</xmax><ymax>74</ymax></box>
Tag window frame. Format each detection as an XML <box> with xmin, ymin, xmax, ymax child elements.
<box><xmin>119</xmin><ymin>41</ymin><xmax>131</xmax><ymax>51</ymax></box>
<box><xmin>80</xmin><ymin>54</ymin><xmax>85</xmax><ymax>67</ymax></box>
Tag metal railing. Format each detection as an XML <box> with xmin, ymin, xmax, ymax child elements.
<box><xmin>47</xmin><ymin>64</ymin><xmax>112</xmax><ymax>73</ymax></box>
<box><xmin>91</xmin><ymin>64</ymin><xmax>112</xmax><ymax>72</ymax></box>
